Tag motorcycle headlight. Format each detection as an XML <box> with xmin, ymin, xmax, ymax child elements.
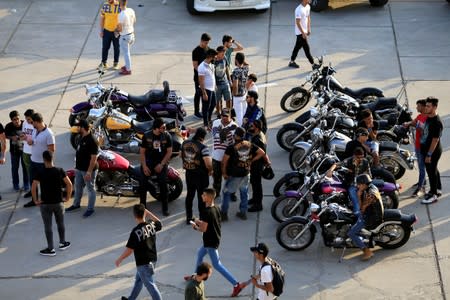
<box><xmin>310</xmin><ymin>203</ymin><xmax>320</xmax><ymax>213</ymax></box>
<box><xmin>310</xmin><ymin>107</ymin><xmax>319</xmax><ymax>118</ymax></box>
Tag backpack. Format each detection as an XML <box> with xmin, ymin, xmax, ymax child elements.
<box><xmin>262</xmin><ymin>257</ymin><xmax>285</xmax><ymax>297</ymax></box>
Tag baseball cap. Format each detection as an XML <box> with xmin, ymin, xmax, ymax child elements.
<box><xmin>250</xmin><ymin>242</ymin><xmax>269</xmax><ymax>256</ymax></box>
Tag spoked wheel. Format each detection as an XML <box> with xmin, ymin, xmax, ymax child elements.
<box><xmin>273</xmin><ymin>173</ymin><xmax>304</xmax><ymax>197</ymax></box>
<box><xmin>376</xmin><ymin>224</ymin><xmax>411</xmax><ymax>249</ymax></box>
<box><xmin>149</xmin><ymin>177</ymin><xmax>183</xmax><ymax>202</ymax></box>
<box><xmin>381</xmin><ymin>191</ymin><xmax>399</xmax><ymax>209</ymax></box>
<box><xmin>379</xmin><ymin>157</ymin><xmax>406</xmax><ymax>180</ymax></box>
<box><xmin>280</xmin><ymin>87</ymin><xmax>311</xmax><ymax>113</ymax></box>
<box><xmin>271</xmin><ymin>196</ymin><xmax>308</xmax><ymax>223</ymax></box>
<box><xmin>276</xmin><ymin>218</ymin><xmax>315</xmax><ymax>251</ymax></box>
<box><xmin>289</xmin><ymin>147</ymin><xmax>307</xmax><ymax>170</ymax></box>
<box><xmin>276</xmin><ymin>123</ymin><xmax>305</xmax><ymax>151</ymax></box>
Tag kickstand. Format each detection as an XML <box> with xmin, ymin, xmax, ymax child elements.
<box><xmin>339</xmin><ymin>247</ymin><xmax>346</xmax><ymax>263</ymax></box>
<box><xmin>115</xmin><ymin>194</ymin><xmax>121</xmax><ymax>204</ymax></box>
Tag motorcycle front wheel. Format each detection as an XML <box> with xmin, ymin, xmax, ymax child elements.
<box><xmin>289</xmin><ymin>147</ymin><xmax>307</xmax><ymax>170</ymax></box>
<box><xmin>280</xmin><ymin>87</ymin><xmax>311</xmax><ymax>113</ymax></box>
<box><xmin>273</xmin><ymin>172</ymin><xmax>304</xmax><ymax>197</ymax></box>
<box><xmin>271</xmin><ymin>195</ymin><xmax>308</xmax><ymax>223</ymax></box>
<box><xmin>381</xmin><ymin>191</ymin><xmax>399</xmax><ymax>209</ymax></box>
<box><xmin>379</xmin><ymin>157</ymin><xmax>406</xmax><ymax>180</ymax></box>
<box><xmin>276</xmin><ymin>123</ymin><xmax>305</xmax><ymax>151</ymax></box>
<box><xmin>276</xmin><ymin>218</ymin><xmax>315</xmax><ymax>251</ymax></box>
<box><xmin>70</xmin><ymin>133</ymin><xmax>81</xmax><ymax>150</ymax></box>
<box><xmin>376</xmin><ymin>224</ymin><xmax>411</xmax><ymax>249</ymax></box>
<box><xmin>150</xmin><ymin>177</ymin><xmax>183</xmax><ymax>202</ymax></box>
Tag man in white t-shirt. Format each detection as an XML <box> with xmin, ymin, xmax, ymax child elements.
<box><xmin>198</xmin><ymin>49</ymin><xmax>218</xmax><ymax>130</ymax></box>
<box><xmin>288</xmin><ymin>0</ymin><xmax>316</xmax><ymax>70</ymax></box>
<box><xmin>250</xmin><ymin>243</ymin><xmax>275</xmax><ymax>300</ymax></box>
<box><xmin>116</xmin><ymin>0</ymin><xmax>136</xmax><ymax>75</ymax></box>
<box><xmin>22</xmin><ymin>109</ymin><xmax>35</xmax><ymax>198</ymax></box>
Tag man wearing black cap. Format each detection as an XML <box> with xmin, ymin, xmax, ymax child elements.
<box><xmin>250</xmin><ymin>243</ymin><xmax>275</xmax><ymax>300</ymax></box>
<box><xmin>66</xmin><ymin>119</ymin><xmax>99</xmax><ymax>218</ymax></box>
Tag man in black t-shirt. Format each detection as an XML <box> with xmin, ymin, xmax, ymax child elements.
<box><xmin>186</xmin><ymin>188</ymin><xmax>247</xmax><ymax>297</ymax></box>
<box><xmin>139</xmin><ymin>118</ymin><xmax>173</xmax><ymax>215</ymax></box>
<box><xmin>0</xmin><ymin>122</ymin><xmax>5</xmax><ymax>200</ymax></box>
<box><xmin>32</xmin><ymin>150</ymin><xmax>72</xmax><ymax>256</ymax></box>
<box><xmin>192</xmin><ymin>33</ymin><xmax>211</xmax><ymax>119</ymax></box>
<box><xmin>420</xmin><ymin>97</ymin><xmax>443</xmax><ymax>204</ymax></box>
<box><xmin>358</xmin><ymin>109</ymin><xmax>380</xmax><ymax>166</ymax></box>
<box><xmin>115</xmin><ymin>204</ymin><xmax>162</xmax><ymax>300</ymax></box>
<box><xmin>181</xmin><ymin>127</ymin><xmax>212</xmax><ymax>224</ymax></box>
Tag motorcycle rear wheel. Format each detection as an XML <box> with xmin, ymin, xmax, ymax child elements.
<box><xmin>280</xmin><ymin>87</ymin><xmax>311</xmax><ymax>113</ymax></box>
<box><xmin>273</xmin><ymin>173</ymin><xmax>304</xmax><ymax>197</ymax></box>
<box><xmin>276</xmin><ymin>123</ymin><xmax>305</xmax><ymax>152</ymax></box>
<box><xmin>271</xmin><ymin>195</ymin><xmax>308</xmax><ymax>223</ymax></box>
<box><xmin>276</xmin><ymin>218</ymin><xmax>315</xmax><ymax>251</ymax></box>
<box><xmin>149</xmin><ymin>177</ymin><xmax>183</xmax><ymax>202</ymax></box>
<box><xmin>379</xmin><ymin>157</ymin><xmax>406</xmax><ymax>180</ymax></box>
<box><xmin>289</xmin><ymin>147</ymin><xmax>307</xmax><ymax>170</ymax></box>
<box><xmin>376</xmin><ymin>224</ymin><xmax>411</xmax><ymax>249</ymax></box>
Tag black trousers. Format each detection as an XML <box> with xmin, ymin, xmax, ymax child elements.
<box><xmin>185</xmin><ymin>171</ymin><xmax>209</xmax><ymax>221</ymax></box>
<box><xmin>250</xmin><ymin>164</ymin><xmax>263</xmax><ymax>207</ymax></box>
<box><xmin>290</xmin><ymin>34</ymin><xmax>314</xmax><ymax>64</ymax></box>
<box><xmin>212</xmin><ymin>159</ymin><xmax>223</xmax><ymax>197</ymax></box>
<box><xmin>40</xmin><ymin>203</ymin><xmax>65</xmax><ymax>250</ymax></box>
<box><xmin>139</xmin><ymin>165</ymin><xmax>169</xmax><ymax>213</ymax></box>
<box><xmin>102</xmin><ymin>29</ymin><xmax>120</xmax><ymax>64</ymax></box>
<box><xmin>422</xmin><ymin>147</ymin><xmax>442</xmax><ymax>195</ymax></box>
<box><xmin>193</xmin><ymin>78</ymin><xmax>202</xmax><ymax>115</ymax></box>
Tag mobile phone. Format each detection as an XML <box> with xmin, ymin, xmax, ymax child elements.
<box><xmin>190</xmin><ymin>220</ymin><xmax>196</xmax><ymax>226</ymax></box>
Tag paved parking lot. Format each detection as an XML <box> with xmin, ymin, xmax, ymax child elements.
<box><xmin>1</xmin><ymin>0</ymin><xmax>450</xmax><ymax>299</ymax></box>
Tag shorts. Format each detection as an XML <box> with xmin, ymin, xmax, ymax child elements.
<box><xmin>216</xmin><ymin>84</ymin><xmax>231</xmax><ymax>102</ymax></box>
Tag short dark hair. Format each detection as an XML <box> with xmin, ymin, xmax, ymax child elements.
<box><xmin>353</xmin><ymin>147</ymin><xmax>364</xmax><ymax>156</ymax></box>
<box><xmin>247</xmin><ymin>90</ymin><xmax>258</xmax><ymax>101</ymax></box>
<box><xmin>196</xmin><ymin>262</ymin><xmax>212</xmax><ymax>276</ymax></box>
<box><xmin>222</xmin><ymin>34</ymin><xmax>232</xmax><ymax>44</ymax></box>
<box><xmin>216</xmin><ymin>45</ymin><xmax>225</xmax><ymax>53</ymax></box>
<box><xmin>248</xmin><ymin>73</ymin><xmax>257</xmax><ymax>82</ymax></box>
<box><xmin>9</xmin><ymin>110</ymin><xmax>19</xmax><ymax>120</ymax></box>
<box><xmin>203</xmin><ymin>187</ymin><xmax>216</xmax><ymax>199</ymax></box>
<box><xmin>24</xmin><ymin>109</ymin><xmax>35</xmax><ymax>118</ymax></box>
<box><xmin>201</xmin><ymin>33</ymin><xmax>211</xmax><ymax>42</ymax></box>
<box><xmin>416</xmin><ymin>99</ymin><xmax>426</xmax><ymax>106</ymax></box>
<box><xmin>426</xmin><ymin>96</ymin><xmax>438</xmax><ymax>107</ymax></box>
<box><xmin>234</xmin><ymin>127</ymin><xmax>246</xmax><ymax>139</ymax></box>
<box><xmin>152</xmin><ymin>118</ymin><xmax>165</xmax><ymax>130</ymax></box>
<box><xmin>359</xmin><ymin>109</ymin><xmax>372</xmax><ymax>120</ymax></box>
<box><xmin>42</xmin><ymin>150</ymin><xmax>53</xmax><ymax>163</ymax></box>
<box><xmin>193</xmin><ymin>127</ymin><xmax>207</xmax><ymax>141</ymax></box>
<box><xmin>253</xmin><ymin>119</ymin><xmax>263</xmax><ymax>131</ymax></box>
<box><xmin>206</xmin><ymin>49</ymin><xmax>218</xmax><ymax>58</ymax></box>
<box><xmin>31</xmin><ymin>112</ymin><xmax>43</xmax><ymax>123</ymax></box>
<box><xmin>133</xmin><ymin>204</ymin><xmax>145</xmax><ymax>219</ymax></box>
<box><xmin>235</xmin><ymin>52</ymin><xmax>245</xmax><ymax>65</ymax></box>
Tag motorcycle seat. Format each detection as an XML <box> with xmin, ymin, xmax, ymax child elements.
<box><xmin>360</xmin><ymin>97</ymin><xmax>397</xmax><ymax>111</ymax></box>
<box><xmin>132</xmin><ymin>119</ymin><xmax>154</xmax><ymax>134</ymax></box>
<box><xmin>372</xmin><ymin>178</ymin><xmax>385</xmax><ymax>188</ymax></box>
<box><xmin>128</xmin><ymin>90</ymin><xmax>168</xmax><ymax>107</ymax></box>
<box><xmin>379</xmin><ymin>141</ymin><xmax>399</xmax><ymax>152</ymax></box>
<box><xmin>383</xmin><ymin>209</ymin><xmax>401</xmax><ymax>221</ymax></box>
<box><xmin>376</xmin><ymin>119</ymin><xmax>391</xmax><ymax>130</ymax></box>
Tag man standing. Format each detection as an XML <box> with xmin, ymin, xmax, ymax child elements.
<box><xmin>32</xmin><ymin>151</ymin><xmax>72</xmax><ymax>256</ymax></box>
<box><xmin>188</xmin><ymin>188</ymin><xmax>246</xmax><ymax>297</ymax></box>
<box><xmin>116</xmin><ymin>0</ymin><xmax>136</xmax><ymax>75</ymax></box>
<box><xmin>24</xmin><ymin>113</ymin><xmax>55</xmax><ymax>208</ymax></box>
<box><xmin>420</xmin><ymin>97</ymin><xmax>443</xmax><ymax>204</ymax></box>
<box><xmin>242</xmin><ymin>91</ymin><xmax>267</xmax><ymax>134</ymax></box>
<box><xmin>215</xmin><ymin>46</ymin><xmax>232</xmax><ymax>114</ymax></box>
<box><xmin>66</xmin><ymin>120</ymin><xmax>99</xmax><ymax>218</ymax></box>
<box><xmin>22</xmin><ymin>109</ymin><xmax>35</xmax><ymax>198</ymax></box>
<box><xmin>221</xmin><ymin>127</ymin><xmax>266</xmax><ymax>221</ymax></box>
<box><xmin>181</xmin><ymin>127</ymin><xmax>212</xmax><ymax>224</ymax></box>
<box><xmin>5</xmin><ymin>111</ymin><xmax>28</xmax><ymax>192</ymax></box>
<box><xmin>250</xmin><ymin>243</ymin><xmax>275</xmax><ymax>300</ymax></box>
<box><xmin>98</xmin><ymin>0</ymin><xmax>121</xmax><ymax>70</ymax></box>
<box><xmin>0</xmin><ymin>122</ymin><xmax>6</xmax><ymax>200</ymax></box>
<box><xmin>140</xmin><ymin>118</ymin><xmax>172</xmax><ymax>216</ymax></box>
<box><xmin>184</xmin><ymin>262</ymin><xmax>213</xmax><ymax>300</ymax></box>
<box><xmin>198</xmin><ymin>49</ymin><xmax>218</xmax><ymax>130</ymax></box>
<box><xmin>222</xmin><ymin>35</ymin><xmax>244</xmax><ymax>71</ymax></box>
<box><xmin>115</xmin><ymin>204</ymin><xmax>163</xmax><ymax>300</ymax></box>
<box><xmin>288</xmin><ymin>0</ymin><xmax>316</xmax><ymax>69</ymax></box>
<box><xmin>192</xmin><ymin>33</ymin><xmax>212</xmax><ymax>119</ymax></box>
<box><xmin>231</xmin><ymin>52</ymin><xmax>249</xmax><ymax>126</ymax></box>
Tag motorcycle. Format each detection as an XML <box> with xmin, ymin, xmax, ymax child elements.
<box><xmin>276</xmin><ymin>197</ymin><xmax>416</xmax><ymax>256</ymax></box>
<box><xmin>280</xmin><ymin>57</ymin><xmax>384</xmax><ymax>112</ymax></box>
<box><xmin>66</xmin><ymin>149</ymin><xmax>183</xmax><ymax>201</ymax></box>
<box><xmin>310</xmin><ymin>0</ymin><xmax>388</xmax><ymax>13</ymax></box>
<box><xmin>70</xmin><ymin>101</ymin><xmax>188</xmax><ymax>156</ymax></box>
<box><xmin>69</xmin><ymin>75</ymin><xmax>186</xmax><ymax>126</ymax></box>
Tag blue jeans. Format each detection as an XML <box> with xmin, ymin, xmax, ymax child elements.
<box><xmin>195</xmin><ymin>246</ymin><xmax>238</xmax><ymax>286</ymax></box>
<box><xmin>128</xmin><ymin>263</ymin><xmax>162</xmax><ymax>300</ymax></box>
<box><xmin>348</xmin><ymin>185</ymin><xmax>359</xmax><ymax>214</ymax></box>
<box><xmin>10</xmin><ymin>152</ymin><xmax>29</xmax><ymax>190</ymax></box>
<box><xmin>415</xmin><ymin>148</ymin><xmax>426</xmax><ymax>187</ymax></box>
<box><xmin>221</xmin><ymin>175</ymin><xmax>249</xmax><ymax>214</ymax></box>
<box><xmin>348</xmin><ymin>214</ymin><xmax>366</xmax><ymax>249</ymax></box>
<box><xmin>73</xmin><ymin>169</ymin><xmax>97</xmax><ymax>211</ymax></box>
<box><xmin>120</xmin><ymin>33</ymin><xmax>134</xmax><ymax>71</ymax></box>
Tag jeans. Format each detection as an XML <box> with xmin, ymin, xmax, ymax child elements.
<box><xmin>202</xmin><ymin>89</ymin><xmax>216</xmax><ymax>127</ymax></box>
<box><xmin>348</xmin><ymin>185</ymin><xmax>359</xmax><ymax>214</ymax></box>
<box><xmin>195</xmin><ymin>246</ymin><xmax>238</xmax><ymax>286</ymax></box>
<box><xmin>40</xmin><ymin>203</ymin><xmax>65</xmax><ymax>250</ymax></box>
<box><xmin>128</xmin><ymin>263</ymin><xmax>162</xmax><ymax>300</ymax></box>
<box><xmin>73</xmin><ymin>169</ymin><xmax>97</xmax><ymax>211</ymax></box>
<box><xmin>22</xmin><ymin>153</ymin><xmax>32</xmax><ymax>190</ymax></box>
<box><xmin>233</xmin><ymin>95</ymin><xmax>247</xmax><ymax>126</ymax></box>
<box><xmin>102</xmin><ymin>29</ymin><xmax>120</xmax><ymax>64</ymax></box>
<box><xmin>212</xmin><ymin>160</ymin><xmax>223</xmax><ymax>197</ymax></box>
<box><xmin>139</xmin><ymin>165</ymin><xmax>169</xmax><ymax>213</ymax></box>
<box><xmin>348</xmin><ymin>214</ymin><xmax>366</xmax><ymax>249</ymax></box>
<box><xmin>221</xmin><ymin>175</ymin><xmax>249</xmax><ymax>214</ymax></box>
<box><xmin>120</xmin><ymin>33</ymin><xmax>134</xmax><ymax>71</ymax></box>
<box><xmin>185</xmin><ymin>172</ymin><xmax>209</xmax><ymax>221</ymax></box>
<box><xmin>10</xmin><ymin>152</ymin><xmax>29</xmax><ymax>190</ymax></box>
<box><xmin>216</xmin><ymin>84</ymin><xmax>231</xmax><ymax>103</ymax></box>
<box><xmin>290</xmin><ymin>34</ymin><xmax>314</xmax><ymax>64</ymax></box>
<box><xmin>415</xmin><ymin>148</ymin><xmax>426</xmax><ymax>187</ymax></box>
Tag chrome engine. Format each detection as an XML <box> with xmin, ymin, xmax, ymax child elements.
<box><xmin>96</xmin><ymin>170</ymin><xmax>139</xmax><ymax>196</ymax></box>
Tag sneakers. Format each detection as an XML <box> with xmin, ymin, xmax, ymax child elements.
<box><xmin>236</xmin><ymin>211</ymin><xmax>247</xmax><ymax>220</ymax></box>
<box><xmin>65</xmin><ymin>205</ymin><xmax>80</xmax><ymax>212</ymax></box>
<box><xmin>83</xmin><ymin>209</ymin><xmax>95</xmax><ymax>218</ymax></box>
<box><xmin>163</xmin><ymin>210</ymin><xmax>170</xmax><ymax>216</ymax></box>
<box><xmin>220</xmin><ymin>211</ymin><xmax>228</xmax><ymax>222</ymax></box>
<box><xmin>421</xmin><ymin>193</ymin><xmax>438</xmax><ymax>205</ymax></box>
<box><xmin>121</xmin><ymin>297</ymin><xmax>128</xmax><ymax>300</ymax></box>
<box><xmin>412</xmin><ymin>186</ymin><xmax>425</xmax><ymax>197</ymax></box>
<box><xmin>112</xmin><ymin>62</ymin><xmax>120</xmax><ymax>70</ymax></box>
<box><xmin>24</xmin><ymin>191</ymin><xmax>32</xmax><ymax>198</ymax></box>
<box><xmin>24</xmin><ymin>200</ymin><xmax>36</xmax><ymax>208</ymax></box>
<box><xmin>97</xmin><ymin>62</ymin><xmax>107</xmax><ymax>70</ymax></box>
<box><xmin>231</xmin><ymin>282</ymin><xmax>246</xmax><ymax>297</ymax></box>
<box><xmin>288</xmin><ymin>61</ymin><xmax>300</xmax><ymax>68</ymax></box>
<box><xmin>59</xmin><ymin>241</ymin><xmax>71</xmax><ymax>251</ymax></box>
<box><xmin>119</xmin><ymin>69</ymin><xmax>132</xmax><ymax>75</ymax></box>
<box><xmin>40</xmin><ymin>248</ymin><xmax>56</xmax><ymax>257</ymax></box>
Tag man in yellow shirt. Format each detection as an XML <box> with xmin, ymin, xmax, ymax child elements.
<box><xmin>98</xmin><ymin>0</ymin><xmax>120</xmax><ymax>70</ymax></box>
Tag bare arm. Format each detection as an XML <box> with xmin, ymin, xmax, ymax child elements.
<box><xmin>231</xmin><ymin>40</ymin><xmax>244</xmax><ymax>52</ymax></box>
<box><xmin>115</xmin><ymin>247</ymin><xmax>133</xmax><ymax>267</ymax></box>
<box><xmin>204</xmin><ymin>156</ymin><xmax>213</xmax><ymax>176</ymax></box>
<box><xmin>222</xmin><ymin>154</ymin><xmax>230</xmax><ymax>179</ymax></box>
<box><xmin>99</xmin><ymin>14</ymin><xmax>105</xmax><ymax>37</ymax></box>
<box><xmin>232</xmin><ymin>78</ymin><xmax>238</xmax><ymax>96</ymax></box>
<box><xmin>47</xmin><ymin>144</ymin><xmax>55</xmax><ymax>153</ymax></box>
<box><xmin>199</xmin><ymin>74</ymin><xmax>208</xmax><ymax>101</ymax></box>
<box><xmin>31</xmin><ymin>180</ymin><xmax>41</xmax><ymax>205</ymax></box>
<box><xmin>145</xmin><ymin>208</ymin><xmax>161</xmax><ymax>223</ymax></box>
<box><xmin>194</xmin><ymin>218</ymin><xmax>208</xmax><ymax>232</ymax></box>
<box><xmin>0</xmin><ymin>133</ymin><xmax>6</xmax><ymax>164</ymax></box>
<box><xmin>85</xmin><ymin>154</ymin><xmax>98</xmax><ymax>181</ymax></box>
<box><xmin>63</xmin><ymin>176</ymin><xmax>73</xmax><ymax>202</ymax></box>
<box><xmin>140</xmin><ymin>147</ymin><xmax>151</xmax><ymax>176</ymax></box>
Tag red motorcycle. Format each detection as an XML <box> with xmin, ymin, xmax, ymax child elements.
<box><xmin>66</xmin><ymin>149</ymin><xmax>183</xmax><ymax>201</ymax></box>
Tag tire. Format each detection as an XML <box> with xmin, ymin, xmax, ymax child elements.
<box><xmin>68</xmin><ymin>110</ymin><xmax>89</xmax><ymax>127</ymax></box>
<box><xmin>310</xmin><ymin>0</ymin><xmax>329</xmax><ymax>12</ymax></box>
<box><xmin>70</xmin><ymin>133</ymin><xmax>81</xmax><ymax>150</ymax></box>
<box><xmin>150</xmin><ymin>177</ymin><xmax>183</xmax><ymax>202</ymax></box>
<box><xmin>271</xmin><ymin>195</ymin><xmax>308</xmax><ymax>223</ymax></box>
<box><xmin>276</xmin><ymin>123</ymin><xmax>305</xmax><ymax>151</ymax></box>
<box><xmin>186</xmin><ymin>0</ymin><xmax>199</xmax><ymax>14</ymax></box>
<box><xmin>276</xmin><ymin>218</ymin><xmax>315</xmax><ymax>251</ymax></box>
<box><xmin>289</xmin><ymin>147</ymin><xmax>307</xmax><ymax>170</ymax></box>
<box><xmin>381</xmin><ymin>191</ymin><xmax>399</xmax><ymax>209</ymax></box>
<box><xmin>280</xmin><ymin>87</ymin><xmax>311</xmax><ymax>113</ymax></box>
<box><xmin>377</xmin><ymin>224</ymin><xmax>411</xmax><ymax>249</ymax></box>
<box><xmin>369</xmin><ymin>0</ymin><xmax>389</xmax><ymax>7</ymax></box>
<box><xmin>273</xmin><ymin>173</ymin><xmax>304</xmax><ymax>197</ymax></box>
<box><xmin>379</xmin><ymin>157</ymin><xmax>406</xmax><ymax>180</ymax></box>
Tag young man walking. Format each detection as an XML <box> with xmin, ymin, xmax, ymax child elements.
<box><xmin>289</xmin><ymin>0</ymin><xmax>316</xmax><ymax>69</ymax></box>
<box><xmin>32</xmin><ymin>150</ymin><xmax>72</xmax><ymax>256</ymax></box>
<box><xmin>115</xmin><ymin>204</ymin><xmax>163</xmax><ymax>300</ymax></box>
<box><xmin>98</xmin><ymin>0</ymin><xmax>121</xmax><ymax>70</ymax></box>
<box><xmin>250</xmin><ymin>243</ymin><xmax>275</xmax><ymax>300</ymax></box>
<box><xmin>192</xmin><ymin>33</ymin><xmax>212</xmax><ymax>119</ymax></box>
<box><xmin>184</xmin><ymin>262</ymin><xmax>213</xmax><ymax>300</ymax></box>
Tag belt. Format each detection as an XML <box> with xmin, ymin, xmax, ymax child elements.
<box><xmin>123</xmin><ymin>32</ymin><xmax>134</xmax><ymax>36</ymax></box>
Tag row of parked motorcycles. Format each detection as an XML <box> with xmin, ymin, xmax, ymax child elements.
<box><xmin>66</xmin><ymin>72</ymin><xmax>186</xmax><ymax>201</ymax></box>
<box><xmin>272</xmin><ymin>58</ymin><xmax>417</xmax><ymax>254</ymax></box>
